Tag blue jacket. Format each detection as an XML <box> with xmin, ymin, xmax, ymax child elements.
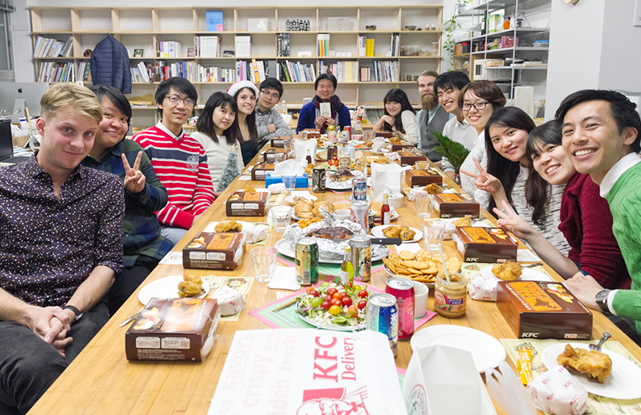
<box><xmin>90</xmin><ymin>35</ymin><xmax>132</xmax><ymax>94</ymax></box>
<box><xmin>296</xmin><ymin>101</ymin><xmax>351</xmax><ymax>132</ymax></box>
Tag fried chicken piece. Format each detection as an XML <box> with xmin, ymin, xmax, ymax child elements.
<box><xmin>295</xmin><ymin>199</ymin><xmax>314</xmax><ymax>219</ymax></box>
<box><xmin>399</xmin><ymin>227</ymin><xmax>416</xmax><ymax>241</ymax></box>
<box><xmin>492</xmin><ymin>261</ymin><xmax>523</xmax><ymax>281</ymax></box>
<box><xmin>178</xmin><ymin>281</ymin><xmax>203</xmax><ymax>298</ymax></box>
<box><xmin>423</xmin><ymin>183</ymin><xmax>443</xmax><ymax>194</ymax></box>
<box><xmin>370</xmin><ymin>202</ymin><xmax>383</xmax><ymax>217</ymax></box>
<box><xmin>304</xmin><ymin>163</ymin><xmax>315</xmax><ymax>175</ymax></box>
<box><xmin>298</xmin><ymin>218</ymin><xmax>322</xmax><ymax>229</ymax></box>
<box><xmin>382</xmin><ymin>226</ymin><xmax>403</xmax><ymax>238</ymax></box>
<box><xmin>214</xmin><ymin>221</ymin><xmax>243</xmax><ymax>233</ymax></box>
<box><xmin>557</xmin><ymin>344</ymin><xmax>612</xmax><ymax>383</ymax></box>
<box><xmin>452</xmin><ymin>215</ymin><xmax>472</xmax><ymax>227</ymax></box>
<box><xmin>373</xmin><ymin>157</ymin><xmax>389</xmax><ymax>164</ymax></box>
<box><xmin>244</xmin><ymin>185</ymin><xmax>256</xmax><ymax>193</ymax></box>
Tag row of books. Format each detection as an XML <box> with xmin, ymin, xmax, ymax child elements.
<box><xmin>277</xmin><ymin>60</ymin><xmax>316</xmax><ymax>83</ymax></box>
<box><xmin>156</xmin><ymin>41</ymin><xmax>182</xmax><ymax>58</ymax></box>
<box><xmin>194</xmin><ymin>36</ymin><xmax>221</xmax><ymax>57</ymax></box>
<box><xmin>34</xmin><ymin>36</ymin><xmax>73</xmax><ymax>58</ymax></box>
<box><xmin>318</xmin><ymin>60</ymin><xmax>358</xmax><ymax>82</ymax></box>
<box><xmin>37</xmin><ymin>62</ymin><xmax>74</xmax><ymax>82</ymax></box>
<box><xmin>360</xmin><ymin>61</ymin><xmax>399</xmax><ymax>82</ymax></box>
<box><xmin>317</xmin><ymin>34</ymin><xmax>330</xmax><ymax>57</ymax></box>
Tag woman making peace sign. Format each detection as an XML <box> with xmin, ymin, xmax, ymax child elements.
<box><xmin>82</xmin><ymin>85</ymin><xmax>173</xmax><ymax>314</ymax></box>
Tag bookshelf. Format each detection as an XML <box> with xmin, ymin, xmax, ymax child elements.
<box><xmin>30</xmin><ymin>6</ymin><xmax>442</xmax><ymax>130</ymax></box>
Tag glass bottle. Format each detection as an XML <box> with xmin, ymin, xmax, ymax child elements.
<box><xmin>382</xmin><ymin>194</ymin><xmax>391</xmax><ymax>225</ymax></box>
<box><xmin>306</xmin><ymin>148</ymin><xmax>313</xmax><ymax>165</ymax></box>
<box><xmin>340</xmin><ymin>246</ymin><xmax>353</xmax><ymax>285</ymax></box>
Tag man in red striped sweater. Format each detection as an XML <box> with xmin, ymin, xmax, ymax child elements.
<box><xmin>133</xmin><ymin>77</ymin><xmax>215</xmax><ymax>245</ymax></box>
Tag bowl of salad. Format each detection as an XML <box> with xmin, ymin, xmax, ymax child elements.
<box><xmin>296</xmin><ymin>279</ymin><xmax>370</xmax><ymax>331</ymax></box>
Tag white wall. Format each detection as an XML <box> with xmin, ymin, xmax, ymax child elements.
<box><xmin>545</xmin><ymin>0</ymin><xmax>641</xmax><ymax>119</ymax></box>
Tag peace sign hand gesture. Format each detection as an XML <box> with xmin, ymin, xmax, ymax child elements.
<box><xmin>122</xmin><ymin>151</ymin><xmax>146</xmax><ymax>194</ymax></box>
<box><xmin>493</xmin><ymin>200</ymin><xmax>535</xmax><ymax>241</ymax></box>
<box><xmin>460</xmin><ymin>157</ymin><xmax>504</xmax><ymax>195</ymax></box>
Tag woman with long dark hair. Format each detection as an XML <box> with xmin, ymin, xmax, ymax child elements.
<box><xmin>462</xmin><ymin>106</ymin><xmax>570</xmax><ymax>254</ymax></box>
<box><xmin>373</xmin><ymin>88</ymin><xmax>418</xmax><ymax>144</ymax></box>
<box><xmin>191</xmin><ymin>92</ymin><xmax>244</xmax><ymax>193</ymax></box>
<box><xmin>226</xmin><ymin>81</ymin><xmax>261</xmax><ymax>165</ymax></box>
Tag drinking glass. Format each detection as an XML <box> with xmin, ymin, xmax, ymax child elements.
<box><xmin>298</xmin><ymin>131</ymin><xmax>308</xmax><ymax>140</ymax></box>
<box><xmin>422</xmin><ymin>221</ymin><xmax>445</xmax><ymax>254</ymax></box>
<box><xmin>250</xmin><ymin>247</ymin><xmax>277</xmax><ymax>282</ymax></box>
<box><xmin>271</xmin><ymin>206</ymin><xmax>292</xmax><ymax>232</ymax></box>
<box><xmin>415</xmin><ymin>195</ymin><xmax>434</xmax><ymax>218</ymax></box>
<box><xmin>282</xmin><ymin>175</ymin><xmax>297</xmax><ymax>191</ymax></box>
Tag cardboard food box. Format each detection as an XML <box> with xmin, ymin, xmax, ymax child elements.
<box><xmin>398</xmin><ymin>150</ymin><xmax>427</xmax><ymax>166</ymax></box>
<box><xmin>434</xmin><ymin>193</ymin><xmax>480</xmax><ymax>218</ymax></box>
<box><xmin>125</xmin><ymin>298</ymin><xmax>221</xmax><ymax>362</ymax></box>
<box><xmin>183</xmin><ymin>232</ymin><xmax>245</xmax><ymax>270</ymax></box>
<box><xmin>270</xmin><ymin>136</ymin><xmax>292</xmax><ymax>148</ymax></box>
<box><xmin>403</xmin><ymin>345</ymin><xmax>498</xmax><ymax>415</ymax></box>
<box><xmin>374</xmin><ymin>130</ymin><xmax>393</xmax><ymax>138</ymax></box>
<box><xmin>497</xmin><ymin>280</ymin><xmax>593</xmax><ymax>340</ymax></box>
<box><xmin>210</xmin><ymin>329</ymin><xmax>407</xmax><ymax>415</ymax></box>
<box><xmin>225</xmin><ymin>191</ymin><xmax>269</xmax><ymax>217</ymax></box>
<box><xmin>405</xmin><ymin>169</ymin><xmax>443</xmax><ymax>187</ymax></box>
<box><xmin>263</xmin><ymin>148</ymin><xmax>287</xmax><ymax>163</ymax></box>
<box><xmin>454</xmin><ymin>227</ymin><xmax>518</xmax><ymax>263</ymax></box>
<box><xmin>302</xmin><ymin>128</ymin><xmax>320</xmax><ymax>139</ymax></box>
<box><xmin>390</xmin><ymin>141</ymin><xmax>415</xmax><ymax>151</ymax></box>
<box><xmin>251</xmin><ymin>162</ymin><xmax>275</xmax><ymax>180</ymax></box>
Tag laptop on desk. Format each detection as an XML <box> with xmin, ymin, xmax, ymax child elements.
<box><xmin>0</xmin><ymin>119</ymin><xmax>31</xmax><ymax>166</ymax></box>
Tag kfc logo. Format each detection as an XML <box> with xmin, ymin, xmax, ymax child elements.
<box><xmin>296</xmin><ymin>387</ymin><xmax>370</xmax><ymax>415</ymax></box>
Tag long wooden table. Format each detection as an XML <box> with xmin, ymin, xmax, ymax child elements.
<box><xmin>29</xmin><ymin>146</ymin><xmax>641</xmax><ymax>415</ymax></box>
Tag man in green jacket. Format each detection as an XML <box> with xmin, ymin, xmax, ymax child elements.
<box><xmin>556</xmin><ymin>90</ymin><xmax>641</xmax><ymax>342</ymax></box>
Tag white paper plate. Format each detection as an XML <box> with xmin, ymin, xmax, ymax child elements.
<box><xmin>411</xmin><ymin>325</ymin><xmax>507</xmax><ymax>373</ymax></box>
<box><xmin>542</xmin><ymin>343</ymin><xmax>641</xmax><ymax>399</ymax></box>
<box><xmin>203</xmin><ymin>221</ymin><xmax>253</xmax><ymax>233</ymax></box>
<box><xmin>138</xmin><ymin>275</ymin><xmax>210</xmax><ymax>305</ymax></box>
<box><xmin>285</xmin><ymin>194</ymin><xmax>317</xmax><ymax>205</ymax></box>
<box><xmin>480</xmin><ymin>266</ymin><xmax>552</xmax><ymax>281</ymax></box>
<box><xmin>371</xmin><ymin>225</ymin><xmax>422</xmax><ymax>244</ymax></box>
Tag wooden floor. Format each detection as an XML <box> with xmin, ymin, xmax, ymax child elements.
<box><xmin>28</xmin><ymin>145</ymin><xmax>641</xmax><ymax>415</ymax></box>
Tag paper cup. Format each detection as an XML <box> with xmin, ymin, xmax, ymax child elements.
<box><xmin>412</xmin><ymin>280</ymin><xmax>429</xmax><ymax>318</ymax></box>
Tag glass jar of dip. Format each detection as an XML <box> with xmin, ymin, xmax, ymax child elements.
<box><xmin>434</xmin><ymin>272</ymin><xmax>467</xmax><ymax>318</ymax></box>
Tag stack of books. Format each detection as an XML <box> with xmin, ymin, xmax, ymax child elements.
<box><xmin>33</xmin><ymin>36</ymin><xmax>73</xmax><ymax>58</ymax></box>
<box><xmin>195</xmin><ymin>36</ymin><xmax>220</xmax><ymax>57</ymax></box>
<box><xmin>317</xmin><ymin>34</ymin><xmax>330</xmax><ymax>57</ymax></box>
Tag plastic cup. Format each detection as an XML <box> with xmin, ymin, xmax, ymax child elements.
<box><xmin>250</xmin><ymin>247</ymin><xmax>277</xmax><ymax>283</ymax></box>
<box><xmin>282</xmin><ymin>175</ymin><xmax>296</xmax><ymax>191</ymax></box>
<box><xmin>422</xmin><ymin>221</ymin><xmax>445</xmax><ymax>254</ymax></box>
<box><xmin>412</xmin><ymin>281</ymin><xmax>429</xmax><ymax>318</ymax></box>
<box><xmin>415</xmin><ymin>195</ymin><xmax>434</xmax><ymax>218</ymax></box>
<box><xmin>271</xmin><ymin>205</ymin><xmax>291</xmax><ymax>232</ymax></box>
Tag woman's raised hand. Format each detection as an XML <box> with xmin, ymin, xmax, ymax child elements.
<box><xmin>493</xmin><ymin>200</ymin><xmax>535</xmax><ymax>240</ymax></box>
<box><xmin>460</xmin><ymin>157</ymin><xmax>504</xmax><ymax>195</ymax></box>
<box><xmin>122</xmin><ymin>151</ymin><xmax>146</xmax><ymax>194</ymax></box>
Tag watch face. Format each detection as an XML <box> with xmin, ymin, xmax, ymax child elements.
<box><xmin>596</xmin><ymin>289</ymin><xmax>610</xmax><ymax>301</ymax></box>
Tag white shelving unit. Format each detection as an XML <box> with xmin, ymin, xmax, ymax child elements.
<box><xmin>29</xmin><ymin>6</ymin><xmax>443</xmax><ymax>130</ymax></box>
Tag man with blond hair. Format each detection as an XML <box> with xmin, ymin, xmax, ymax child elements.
<box><xmin>0</xmin><ymin>83</ymin><xmax>124</xmax><ymax>415</ymax></box>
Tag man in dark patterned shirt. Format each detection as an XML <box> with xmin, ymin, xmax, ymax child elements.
<box><xmin>0</xmin><ymin>83</ymin><xmax>124</xmax><ymax>415</ymax></box>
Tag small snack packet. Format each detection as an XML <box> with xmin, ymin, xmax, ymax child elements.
<box><xmin>517</xmin><ymin>346</ymin><xmax>534</xmax><ymax>385</ymax></box>
<box><xmin>210</xmin><ymin>285</ymin><xmax>246</xmax><ymax>316</ymax></box>
<box><xmin>527</xmin><ymin>366</ymin><xmax>588</xmax><ymax>415</ymax></box>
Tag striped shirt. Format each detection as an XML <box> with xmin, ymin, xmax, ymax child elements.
<box><xmin>133</xmin><ymin>123</ymin><xmax>215</xmax><ymax>230</ymax></box>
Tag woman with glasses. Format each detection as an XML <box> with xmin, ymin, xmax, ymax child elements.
<box><xmin>457</xmin><ymin>80</ymin><xmax>506</xmax><ymax>208</ymax></box>
<box><xmin>373</xmin><ymin>88</ymin><xmax>418</xmax><ymax>145</ymax></box>
<box><xmin>462</xmin><ymin>107</ymin><xmax>570</xmax><ymax>254</ymax></box>
<box><xmin>226</xmin><ymin>81</ymin><xmax>261</xmax><ymax>165</ymax></box>
<box><xmin>296</xmin><ymin>73</ymin><xmax>351</xmax><ymax>134</ymax></box>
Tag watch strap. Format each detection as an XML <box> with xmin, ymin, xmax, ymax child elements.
<box><xmin>595</xmin><ymin>289</ymin><xmax>611</xmax><ymax>313</ymax></box>
<box><xmin>64</xmin><ymin>305</ymin><xmax>83</xmax><ymax>322</ymax></box>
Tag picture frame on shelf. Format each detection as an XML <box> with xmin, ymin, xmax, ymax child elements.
<box><xmin>133</xmin><ymin>49</ymin><xmax>143</xmax><ymax>57</ymax></box>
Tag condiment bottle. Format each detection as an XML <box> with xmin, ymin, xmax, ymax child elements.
<box><xmin>434</xmin><ymin>273</ymin><xmax>466</xmax><ymax>318</ymax></box>
<box><xmin>382</xmin><ymin>194</ymin><xmax>391</xmax><ymax>225</ymax></box>
<box><xmin>503</xmin><ymin>17</ymin><xmax>511</xmax><ymax>30</ymax></box>
<box><xmin>340</xmin><ymin>246</ymin><xmax>353</xmax><ymax>285</ymax></box>
<box><xmin>306</xmin><ymin>148</ymin><xmax>313</xmax><ymax>165</ymax></box>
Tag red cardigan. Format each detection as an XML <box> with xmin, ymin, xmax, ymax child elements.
<box><xmin>558</xmin><ymin>173</ymin><xmax>631</xmax><ymax>289</ymax></box>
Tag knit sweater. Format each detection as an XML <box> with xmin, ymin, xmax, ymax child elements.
<box><xmin>133</xmin><ymin>124</ymin><xmax>215</xmax><ymax>230</ymax></box>
<box><xmin>606</xmin><ymin>161</ymin><xmax>641</xmax><ymax>329</ymax></box>
<box><xmin>512</xmin><ymin>165</ymin><xmax>570</xmax><ymax>256</ymax></box>
<box><xmin>256</xmin><ymin>106</ymin><xmax>293</xmax><ymax>141</ymax></box>
<box><xmin>190</xmin><ymin>131</ymin><xmax>244</xmax><ymax>191</ymax></box>
<box><xmin>559</xmin><ymin>173</ymin><xmax>630</xmax><ymax>289</ymax></box>
<box><xmin>399</xmin><ymin>110</ymin><xmax>419</xmax><ymax>146</ymax></box>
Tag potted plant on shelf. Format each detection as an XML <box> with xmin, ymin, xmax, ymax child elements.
<box><xmin>433</xmin><ymin>132</ymin><xmax>470</xmax><ymax>185</ymax></box>
<box><xmin>443</xmin><ymin>0</ymin><xmax>472</xmax><ymax>69</ymax></box>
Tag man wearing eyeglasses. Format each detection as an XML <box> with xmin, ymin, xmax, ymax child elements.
<box><xmin>255</xmin><ymin>78</ymin><xmax>293</xmax><ymax>142</ymax></box>
<box><xmin>133</xmin><ymin>77</ymin><xmax>215</xmax><ymax>245</ymax></box>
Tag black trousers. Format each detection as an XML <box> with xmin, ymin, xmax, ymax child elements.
<box><xmin>106</xmin><ymin>255</ymin><xmax>159</xmax><ymax>315</ymax></box>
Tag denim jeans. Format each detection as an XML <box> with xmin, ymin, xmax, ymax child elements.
<box><xmin>160</xmin><ymin>226</ymin><xmax>188</xmax><ymax>246</ymax></box>
<box><xmin>0</xmin><ymin>301</ymin><xmax>109</xmax><ymax>415</ymax></box>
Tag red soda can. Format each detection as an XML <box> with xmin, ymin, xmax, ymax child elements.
<box><xmin>385</xmin><ymin>277</ymin><xmax>415</xmax><ymax>339</ymax></box>
<box><xmin>344</xmin><ymin>126</ymin><xmax>352</xmax><ymax>140</ymax></box>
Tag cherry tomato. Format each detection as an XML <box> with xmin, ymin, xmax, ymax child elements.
<box><xmin>342</xmin><ymin>296</ymin><xmax>353</xmax><ymax>307</ymax></box>
<box><xmin>327</xmin><ymin>288</ymin><xmax>338</xmax><ymax>296</ymax></box>
<box><xmin>357</xmin><ymin>300</ymin><xmax>368</xmax><ymax>310</ymax></box>
<box><xmin>328</xmin><ymin>305</ymin><xmax>342</xmax><ymax>315</ymax></box>
<box><xmin>332</xmin><ymin>292</ymin><xmax>343</xmax><ymax>300</ymax></box>
<box><xmin>347</xmin><ymin>306</ymin><xmax>358</xmax><ymax>317</ymax></box>
<box><xmin>325</xmin><ymin>294</ymin><xmax>333</xmax><ymax>302</ymax></box>
<box><xmin>357</xmin><ymin>290</ymin><xmax>369</xmax><ymax>298</ymax></box>
<box><xmin>306</xmin><ymin>286</ymin><xmax>316</xmax><ymax>294</ymax></box>
<box><xmin>311</xmin><ymin>297</ymin><xmax>324</xmax><ymax>308</ymax></box>
<box><xmin>338</xmin><ymin>291</ymin><xmax>346</xmax><ymax>298</ymax></box>
<box><xmin>331</xmin><ymin>298</ymin><xmax>342</xmax><ymax>307</ymax></box>
<box><xmin>321</xmin><ymin>300</ymin><xmax>331</xmax><ymax>311</ymax></box>
<box><xmin>308</xmin><ymin>289</ymin><xmax>320</xmax><ymax>298</ymax></box>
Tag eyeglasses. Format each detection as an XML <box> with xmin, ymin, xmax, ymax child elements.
<box><xmin>165</xmin><ymin>95</ymin><xmax>195</xmax><ymax>107</ymax></box>
<box><xmin>260</xmin><ymin>90</ymin><xmax>280</xmax><ymax>100</ymax></box>
<box><xmin>462</xmin><ymin>101</ymin><xmax>490</xmax><ymax>112</ymax></box>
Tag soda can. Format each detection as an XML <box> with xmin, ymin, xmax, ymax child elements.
<box><xmin>352</xmin><ymin>176</ymin><xmax>367</xmax><ymax>201</ymax></box>
<box><xmin>344</xmin><ymin>126</ymin><xmax>352</xmax><ymax>140</ymax></box>
<box><xmin>368</xmin><ymin>209</ymin><xmax>375</xmax><ymax>230</ymax></box>
<box><xmin>366</xmin><ymin>293</ymin><xmax>399</xmax><ymax>357</ymax></box>
<box><xmin>349</xmin><ymin>234</ymin><xmax>371</xmax><ymax>282</ymax></box>
<box><xmin>350</xmin><ymin>200</ymin><xmax>370</xmax><ymax>232</ymax></box>
<box><xmin>295</xmin><ymin>238</ymin><xmax>318</xmax><ymax>286</ymax></box>
<box><xmin>385</xmin><ymin>277</ymin><xmax>415</xmax><ymax>339</ymax></box>
<box><xmin>327</xmin><ymin>144</ymin><xmax>338</xmax><ymax>161</ymax></box>
<box><xmin>312</xmin><ymin>166</ymin><xmax>326</xmax><ymax>192</ymax></box>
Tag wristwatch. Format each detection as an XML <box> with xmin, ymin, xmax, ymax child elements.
<box><xmin>64</xmin><ymin>305</ymin><xmax>83</xmax><ymax>322</ymax></box>
<box><xmin>595</xmin><ymin>289</ymin><xmax>611</xmax><ymax>313</ymax></box>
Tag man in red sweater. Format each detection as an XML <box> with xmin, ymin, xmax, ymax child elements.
<box><xmin>133</xmin><ymin>77</ymin><xmax>215</xmax><ymax>245</ymax></box>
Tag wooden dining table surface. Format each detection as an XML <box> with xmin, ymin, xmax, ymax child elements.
<box><xmin>29</xmin><ymin>144</ymin><xmax>641</xmax><ymax>415</ymax></box>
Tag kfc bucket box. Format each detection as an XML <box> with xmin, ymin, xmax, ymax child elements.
<box><xmin>183</xmin><ymin>232</ymin><xmax>244</xmax><ymax>270</ymax></box>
